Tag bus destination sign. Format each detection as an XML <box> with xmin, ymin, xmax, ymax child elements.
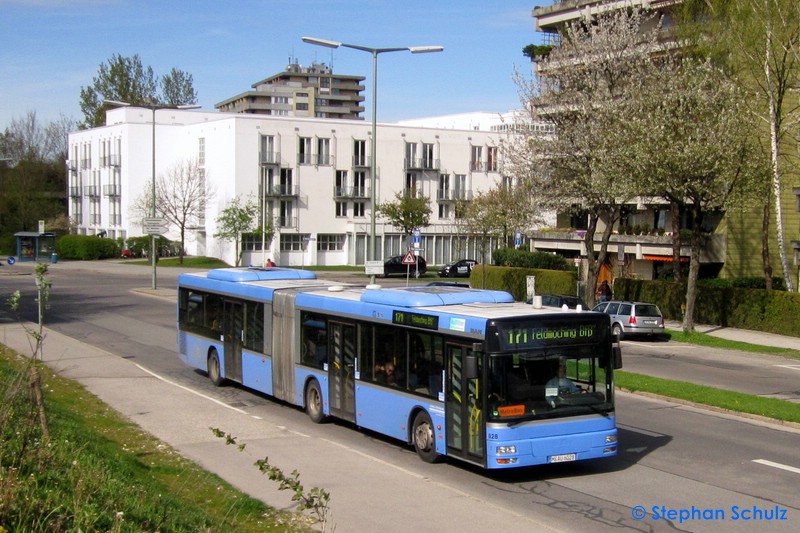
<box><xmin>493</xmin><ymin>320</ymin><xmax>602</xmax><ymax>351</ymax></box>
<box><xmin>393</xmin><ymin>310</ymin><xmax>439</xmax><ymax>331</ymax></box>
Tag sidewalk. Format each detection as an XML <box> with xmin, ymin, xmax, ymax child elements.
<box><xmin>663</xmin><ymin>320</ymin><xmax>799</xmax><ymax>351</ymax></box>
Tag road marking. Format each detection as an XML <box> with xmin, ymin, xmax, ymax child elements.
<box><xmin>134</xmin><ymin>363</ymin><xmax>249</xmax><ymax>414</ymax></box>
<box><xmin>775</xmin><ymin>364</ymin><xmax>800</xmax><ymax>371</ymax></box>
<box><xmin>753</xmin><ymin>459</ymin><xmax>800</xmax><ymax>475</ymax></box>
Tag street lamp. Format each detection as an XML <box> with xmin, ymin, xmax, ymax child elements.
<box><xmin>302</xmin><ymin>37</ymin><xmax>443</xmax><ymax>283</ymax></box>
<box><xmin>104</xmin><ymin>100</ymin><xmax>200</xmax><ymax>290</ymax></box>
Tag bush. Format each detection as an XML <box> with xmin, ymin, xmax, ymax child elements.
<box><xmin>56</xmin><ymin>235</ymin><xmax>119</xmax><ymax>260</ymax></box>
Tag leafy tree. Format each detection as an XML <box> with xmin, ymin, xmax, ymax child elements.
<box><xmin>678</xmin><ymin>0</ymin><xmax>800</xmax><ymax>291</ymax></box>
<box><xmin>508</xmin><ymin>8</ymin><xmax>660</xmax><ymax>305</ymax></box>
<box><xmin>376</xmin><ymin>191</ymin><xmax>432</xmax><ymax>242</ymax></box>
<box><xmin>622</xmin><ymin>58</ymin><xmax>766</xmax><ymax>332</ymax></box>
<box><xmin>0</xmin><ymin>112</ymin><xmax>69</xmax><ymax>245</ymax></box>
<box><xmin>79</xmin><ymin>54</ymin><xmax>197</xmax><ymax>128</ymax></box>
<box><xmin>161</xmin><ymin>67</ymin><xmax>199</xmax><ymax>106</ymax></box>
<box><xmin>214</xmin><ymin>195</ymin><xmax>267</xmax><ymax>267</ymax></box>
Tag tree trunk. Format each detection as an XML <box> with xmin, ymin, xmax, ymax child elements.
<box><xmin>670</xmin><ymin>200</ymin><xmax>682</xmax><ymax>282</ymax></box>
<box><xmin>761</xmin><ymin>189</ymin><xmax>773</xmax><ymax>290</ymax></box>
<box><xmin>682</xmin><ymin>200</ymin><xmax>703</xmax><ymax>333</ymax></box>
<box><xmin>29</xmin><ymin>364</ymin><xmax>50</xmax><ymax>443</ymax></box>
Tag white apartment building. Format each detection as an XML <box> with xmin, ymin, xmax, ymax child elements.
<box><xmin>67</xmin><ymin>107</ymin><xmax>509</xmax><ymax>267</ymax></box>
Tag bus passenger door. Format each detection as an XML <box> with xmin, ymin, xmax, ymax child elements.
<box><xmin>445</xmin><ymin>343</ymin><xmax>484</xmax><ymax>465</ymax></box>
<box><xmin>222</xmin><ymin>300</ymin><xmax>244</xmax><ymax>382</ymax></box>
<box><xmin>328</xmin><ymin>321</ymin><xmax>356</xmax><ymax>423</ymax></box>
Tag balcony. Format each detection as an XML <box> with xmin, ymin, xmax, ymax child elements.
<box><xmin>404</xmin><ymin>157</ymin><xmax>440</xmax><ymax>171</ymax></box>
<box><xmin>274</xmin><ymin>215</ymin><xmax>297</xmax><ymax>228</ymax></box>
<box><xmin>437</xmin><ymin>189</ymin><xmax>473</xmax><ymax>202</ymax></box>
<box><xmin>529</xmin><ymin>230</ymin><xmax>726</xmax><ymax>263</ymax></box>
<box><xmin>352</xmin><ymin>154</ymin><xmax>371</xmax><ymax>168</ymax></box>
<box><xmin>264</xmin><ymin>184</ymin><xmax>298</xmax><ymax>197</ymax></box>
<box><xmin>104</xmin><ymin>184</ymin><xmax>121</xmax><ymax>197</ymax></box>
<box><xmin>314</xmin><ymin>154</ymin><xmax>334</xmax><ymax>166</ymax></box>
<box><xmin>334</xmin><ymin>186</ymin><xmax>370</xmax><ymax>199</ymax></box>
<box><xmin>260</xmin><ymin>151</ymin><xmax>281</xmax><ymax>165</ymax></box>
<box><xmin>69</xmin><ymin>186</ymin><xmax>81</xmax><ymax>198</ymax></box>
<box><xmin>83</xmin><ymin>185</ymin><xmax>99</xmax><ymax>198</ymax></box>
<box><xmin>402</xmin><ymin>188</ymin><xmax>425</xmax><ymax>199</ymax></box>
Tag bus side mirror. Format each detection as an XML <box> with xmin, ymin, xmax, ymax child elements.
<box><xmin>465</xmin><ymin>354</ymin><xmax>478</xmax><ymax>379</ymax></box>
<box><xmin>613</xmin><ymin>345</ymin><xmax>622</xmax><ymax>369</ymax></box>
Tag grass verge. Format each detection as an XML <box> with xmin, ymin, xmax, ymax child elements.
<box><xmin>0</xmin><ymin>345</ymin><xmax>314</xmax><ymax>533</ymax></box>
<box><xmin>616</xmin><ymin>370</ymin><xmax>800</xmax><ymax>425</ymax></box>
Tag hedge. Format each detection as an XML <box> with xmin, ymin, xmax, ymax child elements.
<box><xmin>614</xmin><ymin>278</ymin><xmax>800</xmax><ymax>338</ymax></box>
<box><xmin>56</xmin><ymin>235</ymin><xmax>120</xmax><ymax>260</ymax></box>
<box><xmin>470</xmin><ymin>264</ymin><xmax>577</xmax><ymax>301</ymax></box>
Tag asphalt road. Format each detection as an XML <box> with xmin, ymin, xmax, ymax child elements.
<box><xmin>1</xmin><ymin>261</ymin><xmax>798</xmax><ymax>532</ymax></box>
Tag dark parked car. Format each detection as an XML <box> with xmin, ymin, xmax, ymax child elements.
<box><xmin>382</xmin><ymin>254</ymin><xmax>427</xmax><ymax>278</ymax></box>
<box><xmin>438</xmin><ymin>259</ymin><xmax>477</xmax><ymax>278</ymax></box>
<box><xmin>528</xmin><ymin>293</ymin><xmax>588</xmax><ymax>310</ymax></box>
<box><xmin>592</xmin><ymin>300</ymin><xmax>665</xmax><ymax>340</ymax></box>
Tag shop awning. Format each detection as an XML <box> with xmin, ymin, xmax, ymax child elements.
<box><xmin>643</xmin><ymin>254</ymin><xmax>688</xmax><ymax>262</ymax></box>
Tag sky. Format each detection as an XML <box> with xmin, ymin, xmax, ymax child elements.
<box><xmin>0</xmin><ymin>0</ymin><xmax>547</xmax><ymax>130</ymax></box>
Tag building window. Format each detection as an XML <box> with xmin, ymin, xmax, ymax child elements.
<box><xmin>317</xmin><ymin>137</ymin><xmax>331</xmax><ymax>165</ymax></box>
<box><xmin>242</xmin><ymin>233</ymin><xmax>266</xmax><ymax>251</ymax></box>
<box><xmin>198</xmin><ymin>137</ymin><xmax>205</xmax><ymax>165</ymax></box>
<box><xmin>487</xmin><ymin>146</ymin><xmax>498</xmax><ymax>172</ymax></box>
<box><xmin>354</xmin><ymin>201</ymin><xmax>365</xmax><ymax>217</ymax></box>
<box><xmin>317</xmin><ymin>234</ymin><xmax>345</xmax><ymax>251</ymax></box>
<box><xmin>298</xmin><ymin>137</ymin><xmax>312</xmax><ymax>165</ymax></box>
<box><xmin>280</xmin><ymin>233</ymin><xmax>309</xmax><ymax>251</ymax></box>
<box><xmin>336</xmin><ymin>201</ymin><xmax>348</xmax><ymax>217</ymax></box>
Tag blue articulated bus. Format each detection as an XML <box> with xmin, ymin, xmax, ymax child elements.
<box><xmin>177</xmin><ymin>267</ymin><xmax>622</xmax><ymax>469</ymax></box>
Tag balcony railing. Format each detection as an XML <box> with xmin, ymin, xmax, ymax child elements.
<box><xmin>104</xmin><ymin>184</ymin><xmax>121</xmax><ymax>197</ymax></box>
<box><xmin>437</xmin><ymin>189</ymin><xmax>473</xmax><ymax>202</ymax></box>
<box><xmin>334</xmin><ymin>186</ymin><xmax>370</xmax><ymax>199</ymax></box>
<box><xmin>297</xmin><ymin>153</ymin><xmax>313</xmax><ymax>165</ymax></box>
<box><xmin>83</xmin><ymin>185</ymin><xmax>99</xmax><ymax>198</ymax></box>
<box><xmin>69</xmin><ymin>186</ymin><xmax>82</xmax><ymax>198</ymax></box>
<box><xmin>260</xmin><ymin>151</ymin><xmax>281</xmax><ymax>165</ymax></box>
<box><xmin>352</xmin><ymin>154</ymin><xmax>371</xmax><ymax>168</ymax></box>
<box><xmin>264</xmin><ymin>184</ymin><xmax>298</xmax><ymax>197</ymax></box>
<box><xmin>402</xmin><ymin>188</ymin><xmax>425</xmax><ymax>199</ymax></box>
<box><xmin>274</xmin><ymin>216</ymin><xmax>297</xmax><ymax>228</ymax></box>
<box><xmin>404</xmin><ymin>157</ymin><xmax>440</xmax><ymax>170</ymax></box>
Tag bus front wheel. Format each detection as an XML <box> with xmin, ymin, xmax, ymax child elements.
<box><xmin>305</xmin><ymin>380</ymin><xmax>326</xmax><ymax>423</ymax></box>
<box><xmin>207</xmin><ymin>349</ymin><xmax>224</xmax><ymax>386</ymax></box>
<box><xmin>412</xmin><ymin>411</ymin><xmax>440</xmax><ymax>463</ymax></box>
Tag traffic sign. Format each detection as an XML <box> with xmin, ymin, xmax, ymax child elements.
<box><xmin>401</xmin><ymin>250</ymin><xmax>416</xmax><ymax>265</ymax></box>
<box><xmin>142</xmin><ymin>217</ymin><xmax>168</xmax><ymax>235</ymax></box>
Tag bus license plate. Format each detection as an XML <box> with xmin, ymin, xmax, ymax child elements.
<box><xmin>550</xmin><ymin>453</ymin><xmax>577</xmax><ymax>463</ymax></box>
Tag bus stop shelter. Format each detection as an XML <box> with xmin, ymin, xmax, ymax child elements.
<box><xmin>14</xmin><ymin>231</ymin><xmax>57</xmax><ymax>262</ymax></box>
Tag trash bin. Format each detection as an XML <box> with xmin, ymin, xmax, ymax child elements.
<box><xmin>50</xmin><ymin>253</ymin><xmax>58</xmax><ymax>264</ymax></box>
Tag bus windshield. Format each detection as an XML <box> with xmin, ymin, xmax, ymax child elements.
<box><xmin>486</xmin><ymin>346</ymin><xmax>612</xmax><ymax>421</ymax></box>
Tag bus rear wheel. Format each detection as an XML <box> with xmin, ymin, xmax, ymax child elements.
<box><xmin>305</xmin><ymin>380</ymin><xmax>326</xmax><ymax>423</ymax></box>
<box><xmin>412</xmin><ymin>411</ymin><xmax>440</xmax><ymax>463</ymax></box>
<box><xmin>207</xmin><ymin>349</ymin><xmax>224</xmax><ymax>386</ymax></box>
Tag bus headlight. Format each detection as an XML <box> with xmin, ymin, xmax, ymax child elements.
<box><xmin>605</xmin><ymin>435</ymin><xmax>617</xmax><ymax>444</ymax></box>
<box><xmin>496</xmin><ymin>445</ymin><xmax>517</xmax><ymax>455</ymax></box>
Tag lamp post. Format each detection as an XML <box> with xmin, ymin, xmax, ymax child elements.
<box><xmin>104</xmin><ymin>100</ymin><xmax>199</xmax><ymax>290</ymax></box>
<box><xmin>302</xmin><ymin>37</ymin><xmax>443</xmax><ymax>283</ymax></box>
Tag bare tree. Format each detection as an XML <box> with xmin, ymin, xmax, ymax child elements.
<box><xmin>507</xmin><ymin>8</ymin><xmax>661</xmax><ymax>305</ymax></box>
<box><xmin>152</xmin><ymin>158</ymin><xmax>214</xmax><ymax>263</ymax></box>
